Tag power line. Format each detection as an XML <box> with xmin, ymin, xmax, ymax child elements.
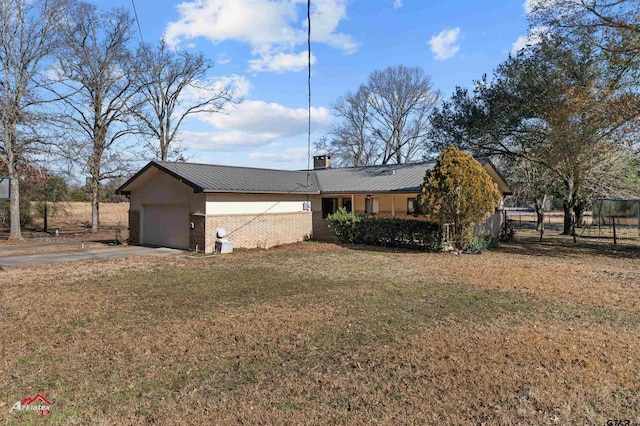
<box><xmin>131</xmin><ymin>0</ymin><xmax>145</xmax><ymax>44</ymax></box>
<box><xmin>306</xmin><ymin>0</ymin><xmax>312</xmax><ymax>188</ymax></box>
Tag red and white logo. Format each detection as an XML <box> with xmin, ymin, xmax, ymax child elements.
<box><xmin>9</xmin><ymin>394</ymin><xmax>51</xmax><ymax>415</ymax></box>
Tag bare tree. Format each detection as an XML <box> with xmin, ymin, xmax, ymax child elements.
<box><xmin>52</xmin><ymin>2</ymin><xmax>139</xmax><ymax>232</ymax></box>
<box><xmin>319</xmin><ymin>65</ymin><xmax>440</xmax><ymax>166</ymax></box>
<box><xmin>134</xmin><ymin>40</ymin><xmax>234</xmax><ymax>161</ymax></box>
<box><xmin>0</xmin><ymin>0</ymin><xmax>65</xmax><ymax>240</ymax></box>
<box><xmin>317</xmin><ymin>86</ymin><xmax>380</xmax><ymax>167</ymax></box>
<box><xmin>368</xmin><ymin>65</ymin><xmax>440</xmax><ymax>164</ymax></box>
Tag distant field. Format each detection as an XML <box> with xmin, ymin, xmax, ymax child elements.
<box><xmin>507</xmin><ymin>209</ymin><xmax>639</xmax><ymax>227</ymax></box>
<box><xmin>31</xmin><ymin>201</ymin><xmax>129</xmax><ymax>229</ymax></box>
<box><xmin>0</xmin><ymin>232</ymin><xmax>638</xmax><ymax>424</ymax></box>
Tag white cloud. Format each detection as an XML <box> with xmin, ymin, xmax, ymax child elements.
<box><xmin>202</xmin><ymin>100</ymin><xmax>331</xmax><ymax>133</ymax></box>
<box><xmin>249</xmin><ymin>147</ymin><xmax>310</xmax><ymax>163</ymax></box>
<box><xmin>428</xmin><ymin>28</ymin><xmax>461</xmax><ymax>60</ymax></box>
<box><xmin>511</xmin><ymin>26</ymin><xmax>549</xmax><ymax>54</ymax></box>
<box><xmin>215</xmin><ymin>74</ymin><xmax>252</xmax><ymax>98</ymax></box>
<box><xmin>248</xmin><ymin>51</ymin><xmax>316</xmax><ymax>73</ymax></box>
<box><xmin>310</xmin><ymin>0</ymin><xmax>359</xmax><ymax>53</ymax></box>
<box><xmin>165</xmin><ymin>0</ymin><xmax>357</xmax><ymax>73</ymax></box>
<box><xmin>393</xmin><ymin>0</ymin><xmax>403</xmax><ymax>9</ymax></box>
<box><xmin>524</xmin><ymin>0</ymin><xmax>556</xmax><ymax>15</ymax></box>
<box><xmin>216</xmin><ymin>53</ymin><xmax>231</xmax><ymax>65</ymax></box>
<box><xmin>524</xmin><ymin>0</ymin><xmax>579</xmax><ymax>17</ymax></box>
<box><xmin>179</xmin><ymin>74</ymin><xmax>251</xmax><ymax>106</ymax></box>
<box><xmin>179</xmin><ymin>130</ymin><xmax>275</xmax><ymax>152</ymax></box>
<box><xmin>181</xmin><ymin>100</ymin><xmax>332</xmax><ymax>151</ymax></box>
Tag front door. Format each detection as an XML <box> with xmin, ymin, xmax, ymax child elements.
<box><xmin>342</xmin><ymin>198</ymin><xmax>352</xmax><ymax>213</ymax></box>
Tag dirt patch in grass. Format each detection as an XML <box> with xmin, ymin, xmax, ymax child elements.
<box><xmin>0</xmin><ymin>240</ymin><xmax>638</xmax><ymax>424</ymax></box>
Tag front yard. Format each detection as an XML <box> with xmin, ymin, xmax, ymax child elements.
<box><xmin>1</xmin><ymin>233</ymin><xmax>638</xmax><ymax>424</ymax></box>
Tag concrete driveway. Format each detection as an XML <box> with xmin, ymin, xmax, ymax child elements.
<box><xmin>0</xmin><ymin>246</ymin><xmax>184</xmax><ymax>266</ymax></box>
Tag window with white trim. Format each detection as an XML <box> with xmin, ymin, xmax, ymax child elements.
<box><xmin>365</xmin><ymin>197</ymin><xmax>379</xmax><ymax>214</ymax></box>
<box><xmin>407</xmin><ymin>198</ymin><xmax>417</xmax><ymax>214</ymax></box>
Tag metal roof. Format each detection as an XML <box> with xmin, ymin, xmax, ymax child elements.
<box><xmin>118</xmin><ymin>161</ymin><xmax>320</xmax><ymax>194</ymax></box>
<box><xmin>314</xmin><ymin>161</ymin><xmax>435</xmax><ymax>193</ymax></box>
<box><xmin>118</xmin><ymin>158</ymin><xmax>511</xmax><ymax>196</ymax></box>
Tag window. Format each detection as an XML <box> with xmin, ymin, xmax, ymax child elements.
<box><xmin>365</xmin><ymin>197</ymin><xmax>379</xmax><ymax>214</ymax></box>
<box><xmin>321</xmin><ymin>198</ymin><xmax>338</xmax><ymax>218</ymax></box>
<box><xmin>407</xmin><ymin>198</ymin><xmax>417</xmax><ymax>214</ymax></box>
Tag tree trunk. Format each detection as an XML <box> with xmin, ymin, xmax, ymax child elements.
<box><xmin>562</xmin><ymin>201</ymin><xmax>573</xmax><ymax>235</ymax></box>
<box><xmin>90</xmin><ymin>176</ymin><xmax>100</xmax><ymax>232</ymax></box>
<box><xmin>535</xmin><ymin>208</ymin><xmax>545</xmax><ymax>230</ymax></box>
<box><xmin>8</xmin><ymin>171</ymin><xmax>23</xmax><ymax>241</ymax></box>
<box><xmin>6</xmin><ymin>146</ymin><xmax>23</xmax><ymax>240</ymax></box>
<box><xmin>573</xmin><ymin>202</ymin><xmax>585</xmax><ymax>228</ymax></box>
<box><xmin>534</xmin><ymin>196</ymin><xmax>546</xmax><ymax>231</ymax></box>
<box><xmin>534</xmin><ymin>200</ymin><xmax>545</xmax><ymax>241</ymax></box>
<box><xmin>160</xmin><ymin>134</ymin><xmax>168</xmax><ymax>161</ymax></box>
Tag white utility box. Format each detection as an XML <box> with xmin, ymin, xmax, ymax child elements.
<box><xmin>215</xmin><ymin>227</ymin><xmax>233</xmax><ymax>254</ymax></box>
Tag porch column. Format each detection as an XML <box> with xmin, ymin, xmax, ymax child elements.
<box><xmin>391</xmin><ymin>194</ymin><xmax>395</xmax><ymax>218</ymax></box>
<box><xmin>351</xmin><ymin>194</ymin><xmax>355</xmax><ymax>213</ymax></box>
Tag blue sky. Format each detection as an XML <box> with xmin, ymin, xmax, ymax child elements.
<box><xmin>96</xmin><ymin>0</ymin><xmax>538</xmax><ymax>170</ymax></box>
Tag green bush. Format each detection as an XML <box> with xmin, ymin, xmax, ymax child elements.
<box><xmin>114</xmin><ymin>222</ymin><xmax>126</xmax><ymax>245</ymax></box>
<box><xmin>419</xmin><ymin>146</ymin><xmax>502</xmax><ymax>250</ymax></box>
<box><xmin>466</xmin><ymin>234</ymin><xmax>499</xmax><ymax>252</ymax></box>
<box><xmin>328</xmin><ymin>208</ymin><xmax>442</xmax><ymax>251</ymax></box>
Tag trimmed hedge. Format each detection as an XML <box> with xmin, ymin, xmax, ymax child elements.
<box><xmin>327</xmin><ymin>208</ymin><xmax>442</xmax><ymax>251</ymax></box>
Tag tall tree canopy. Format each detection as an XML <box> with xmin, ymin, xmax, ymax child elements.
<box><xmin>53</xmin><ymin>2</ymin><xmax>139</xmax><ymax>232</ymax></box>
<box><xmin>134</xmin><ymin>40</ymin><xmax>234</xmax><ymax>161</ymax></box>
<box><xmin>528</xmin><ymin>0</ymin><xmax>640</xmax><ymax>59</ymax></box>
<box><xmin>430</xmin><ymin>30</ymin><xmax>640</xmax><ymax>234</ymax></box>
<box><xmin>0</xmin><ymin>0</ymin><xmax>65</xmax><ymax>240</ymax></box>
<box><xmin>317</xmin><ymin>65</ymin><xmax>440</xmax><ymax>167</ymax></box>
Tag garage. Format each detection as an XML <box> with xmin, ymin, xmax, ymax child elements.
<box><xmin>142</xmin><ymin>204</ymin><xmax>189</xmax><ymax>249</ymax></box>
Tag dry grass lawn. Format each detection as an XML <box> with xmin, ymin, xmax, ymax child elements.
<box><xmin>0</xmin><ymin>232</ymin><xmax>638</xmax><ymax>424</ymax></box>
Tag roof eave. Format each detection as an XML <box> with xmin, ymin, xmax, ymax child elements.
<box><xmin>318</xmin><ymin>189</ymin><xmax>421</xmax><ymax>194</ymax></box>
<box><xmin>478</xmin><ymin>158</ymin><xmax>513</xmax><ymax>195</ymax></box>
<box><xmin>116</xmin><ymin>161</ymin><xmax>205</xmax><ymax>195</ymax></box>
<box><xmin>202</xmin><ymin>189</ymin><xmax>320</xmax><ymax>195</ymax></box>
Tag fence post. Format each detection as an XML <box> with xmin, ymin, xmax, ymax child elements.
<box><xmin>43</xmin><ymin>201</ymin><xmax>48</xmax><ymax>233</ymax></box>
<box><xmin>612</xmin><ymin>216</ymin><xmax>617</xmax><ymax>245</ymax></box>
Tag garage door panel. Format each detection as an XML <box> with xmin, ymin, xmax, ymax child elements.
<box><xmin>143</xmin><ymin>205</ymin><xmax>189</xmax><ymax>249</ymax></box>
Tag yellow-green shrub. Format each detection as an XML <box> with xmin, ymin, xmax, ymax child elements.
<box><xmin>418</xmin><ymin>146</ymin><xmax>501</xmax><ymax>249</ymax></box>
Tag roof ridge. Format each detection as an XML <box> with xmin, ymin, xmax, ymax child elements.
<box><xmin>312</xmin><ymin>160</ymin><xmax>436</xmax><ymax>172</ymax></box>
<box><xmin>154</xmin><ymin>160</ymin><xmax>311</xmax><ymax>174</ymax></box>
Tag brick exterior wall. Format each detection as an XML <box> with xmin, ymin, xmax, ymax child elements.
<box><xmin>128</xmin><ymin>210</ymin><xmax>140</xmax><ymax>245</ymax></box>
<box><xmin>189</xmin><ymin>214</ymin><xmax>206</xmax><ymax>253</ymax></box>
<box><xmin>204</xmin><ymin>211</ymin><xmax>312</xmax><ymax>252</ymax></box>
<box><xmin>312</xmin><ymin>211</ymin><xmax>336</xmax><ymax>242</ymax></box>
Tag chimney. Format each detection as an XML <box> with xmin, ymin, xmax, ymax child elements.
<box><xmin>313</xmin><ymin>155</ymin><xmax>331</xmax><ymax>170</ymax></box>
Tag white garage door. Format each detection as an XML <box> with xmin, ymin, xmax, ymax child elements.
<box><xmin>142</xmin><ymin>205</ymin><xmax>190</xmax><ymax>249</ymax></box>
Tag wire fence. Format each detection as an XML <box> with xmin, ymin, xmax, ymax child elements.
<box><xmin>506</xmin><ymin>208</ymin><xmax>640</xmax><ymax>240</ymax></box>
